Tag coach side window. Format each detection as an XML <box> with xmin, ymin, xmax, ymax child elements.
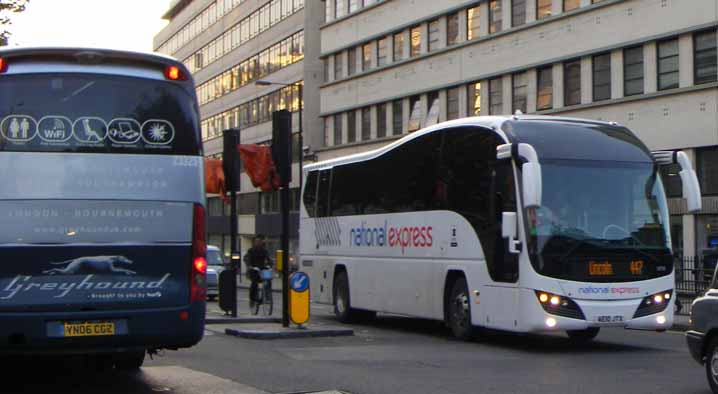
<box><xmin>303</xmin><ymin>170</ymin><xmax>318</xmax><ymax>217</ymax></box>
<box><xmin>488</xmin><ymin>160</ymin><xmax>519</xmax><ymax>282</ymax></box>
<box><xmin>316</xmin><ymin>169</ymin><xmax>332</xmax><ymax>217</ymax></box>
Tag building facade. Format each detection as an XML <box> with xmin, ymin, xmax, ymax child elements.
<box><xmin>154</xmin><ymin>0</ymin><xmax>321</xmax><ymax>260</ymax></box>
<box><xmin>314</xmin><ymin>0</ymin><xmax>717</xmax><ymax>259</ymax></box>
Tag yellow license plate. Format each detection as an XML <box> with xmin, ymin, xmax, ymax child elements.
<box><xmin>63</xmin><ymin>322</ymin><xmax>115</xmax><ymax>337</ymax></box>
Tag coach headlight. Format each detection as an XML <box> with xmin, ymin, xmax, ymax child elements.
<box><xmin>633</xmin><ymin>290</ymin><xmax>673</xmax><ymax>318</ymax></box>
<box><xmin>534</xmin><ymin>290</ymin><xmax>585</xmax><ymax>320</ymax></box>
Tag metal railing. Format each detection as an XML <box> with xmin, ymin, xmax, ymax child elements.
<box><xmin>675</xmin><ymin>255</ymin><xmax>717</xmax><ymax>315</ymax></box>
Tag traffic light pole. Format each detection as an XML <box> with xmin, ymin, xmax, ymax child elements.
<box><xmin>280</xmin><ymin>182</ymin><xmax>290</xmax><ymax>327</ymax></box>
<box><xmin>223</xmin><ymin>128</ymin><xmax>241</xmax><ymax>318</ymax></box>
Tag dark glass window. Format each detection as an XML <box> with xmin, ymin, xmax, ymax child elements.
<box><xmin>512</xmin><ymin>0</ymin><xmax>526</xmax><ymax>27</ymax></box>
<box><xmin>468</xmin><ymin>82</ymin><xmax>481</xmax><ymax>115</ymax></box>
<box><xmin>624</xmin><ymin>46</ymin><xmax>644</xmax><ymax>96</ymax></box>
<box><xmin>428</xmin><ymin>19</ymin><xmax>440</xmax><ymax>52</ymax></box>
<box><xmin>303</xmin><ymin>171</ymin><xmax>318</xmax><ymax>217</ymax></box>
<box><xmin>334</xmin><ymin>53</ymin><xmax>343</xmax><ymax>80</ymax></box>
<box><xmin>426</xmin><ymin>91</ymin><xmax>440</xmax><ymax>126</ymax></box>
<box><xmin>537</xmin><ymin>66</ymin><xmax>553</xmax><ymax>110</ymax></box>
<box><xmin>695</xmin><ymin>30</ymin><xmax>717</xmax><ymax>85</ymax></box>
<box><xmin>347</xmin><ymin>111</ymin><xmax>356</xmax><ymax>143</ymax></box>
<box><xmin>489</xmin><ymin>78</ymin><xmax>503</xmax><ymax>115</ymax></box>
<box><xmin>467</xmin><ymin>6</ymin><xmax>480</xmax><ymax>40</ymax></box>
<box><xmin>698</xmin><ymin>147</ymin><xmax>718</xmax><ymax>196</ymax></box>
<box><xmin>377</xmin><ymin>37</ymin><xmax>388</xmax><ymax>67</ymax></box>
<box><xmin>347</xmin><ymin>48</ymin><xmax>357</xmax><ymax>76</ymax></box>
<box><xmin>377</xmin><ymin>104</ymin><xmax>387</xmax><ymax>138</ymax></box>
<box><xmin>447</xmin><ymin>13</ymin><xmax>459</xmax><ymax>46</ymax></box>
<box><xmin>447</xmin><ymin>87</ymin><xmax>460</xmax><ymax>120</ymax></box>
<box><xmin>333</xmin><ymin>114</ymin><xmax>342</xmax><ymax>145</ymax></box>
<box><xmin>512</xmin><ymin>72</ymin><xmax>527</xmax><ymax>114</ymax></box>
<box><xmin>489</xmin><ymin>0</ymin><xmax>502</xmax><ymax>34</ymax></box>
<box><xmin>592</xmin><ymin>53</ymin><xmax>611</xmax><ymax>101</ymax></box>
<box><xmin>658</xmin><ymin>39</ymin><xmax>679</xmax><ymax>91</ymax></box>
<box><xmin>316</xmin><ymin>169</ymin><xmax>331</xmax><ymax>217</ymax></box>
<box><xmin>392</xmin><ymin>100</ymin><xmax>403</xmax><ymax>135</ymax></box>
<box><xmin>564</xmin><ymin>59</ymin><xmax>581</xmax><ymax>106</ymax></box>
<box><xmin>537</xmin><ymin>0</ymin><xmax>551</xmax><ymax>19</ymax></box>
<box><xmin>393</xmin><ymin>32</ymin><xmax>405</xmax><ymax>61</ymax></box>
<box><xmin>361</xmin><ymin>107</ymin><xmax>371</xmax><ymax>140</ymax></box>
<box><xmin>659</xmin><ymin>162</ymin><xmax>682</xmax><ymax>198</ymax></box>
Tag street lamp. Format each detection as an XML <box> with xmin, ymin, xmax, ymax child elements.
<box><xmin>255</xmin><ymin>79</ymin><xmax>304</xmax><ymax>194</ymax></box>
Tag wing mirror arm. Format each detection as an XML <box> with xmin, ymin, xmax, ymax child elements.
<box><xmin>652</xmin><ymin>150</ymin><xmax>702</xmax><ymax>213</ymax></box>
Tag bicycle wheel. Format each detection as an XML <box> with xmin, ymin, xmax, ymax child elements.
<box><xmin>261</xmin><ymin>283</ymin><xmax>273</xmax><ymax>316</ymax></box>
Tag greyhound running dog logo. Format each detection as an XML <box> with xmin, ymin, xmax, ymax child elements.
<box><xmin>43</xmin><ymin>256</ymin><xmax>136</xmax><ymax>276</ymax></box>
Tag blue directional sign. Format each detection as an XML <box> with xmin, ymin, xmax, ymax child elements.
<box><xmin>290</xmin><ymin>271</ymin><xmax>309</xmax><ymax>292</ymax></box>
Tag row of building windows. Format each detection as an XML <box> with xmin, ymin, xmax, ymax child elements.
<box><xmin>206</xmin><ymin>190</ymin><xmax>300</xmax><ymax>217</ymax></box>
<box><xmin>201</xmin><ymin>82</ymin><xmax>303</xmax><ymax>141</ymax></box>
<box><xmin>158</xmin><ymin>0</ymin><xmax>245</xmax><ymax>55</ymax></box>
<box><xmin>197</xmin><ymin>31</ymin><xmax>304</xmax><ymax>106</ymax></box>
<box><xmin>325</xmin><ymin>0</ymin><xmax>386</xmax><ymax>23</ymax></box>
<box><xmin>324</xmin><ymin>0</ymin><xmax>607</xmax><ymax>82</ymax></box>
<box><xmin>324</xmin><ymin>29</ymin><xmax>717</xmax><ymax>146</ymax></box>
<box><xmin>183</xmin><ymin>0</ymin><xmax>304</xmax><ymax>74</ymax></box>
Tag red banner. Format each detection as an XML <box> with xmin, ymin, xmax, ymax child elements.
<box><xmin>204</xmin><ymin>159</ymin><xmax>229</xmax><ymax>204</ymax></box>
<box><xmin>238</xmin><ymin>144</ymin><xmax>281</xmax><ymax>192</ymax></box>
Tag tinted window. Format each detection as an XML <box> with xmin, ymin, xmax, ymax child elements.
<box><xmin>316</xmin><ymin>169</ymin><xmax>331</xmax><ymax>217</ymax></box>
<box><xmin>303</xmin><ymin>170</ymin><xmax>318</xmax><ymax>216</ymax></box>
<box><xmin>0</xmin><ymin>74</ymin><xmax>200</xmax><ymax>155</ymax></box>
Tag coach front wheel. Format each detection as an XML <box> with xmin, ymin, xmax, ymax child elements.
<box><xmin>447</xmin><ymin>277</ymin><xmax>477</xmax><ymax>341</ymax></box>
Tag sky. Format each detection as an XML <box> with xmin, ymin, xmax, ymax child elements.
<box><xmin>6</xmin><ymin>0</ymin><xmax>172</xmax><ymax>52</ymax></box>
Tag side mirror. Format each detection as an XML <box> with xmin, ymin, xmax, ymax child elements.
<box><xmin>497</xmin><ymin>143</ymin><xmax>542</xmax><ymax>208</ymax></box>
<box><xmin>522</xmin><ymin>162</ymin><xmax>542</xmax><ymax>209</ymax></box>
<box><xmin>676</xmin><ymin>152</ymin><xmax>702</xmax><ymax>213</ymax></box>
<box><xmin>501</xmin><ymin>212</ymin><xmax>521</xmax><ymax>254</ymax></box>
<box><xmin>653</xmin><ymin>150</ymin><xmax>702</xmax><ymax>213</ymax></box>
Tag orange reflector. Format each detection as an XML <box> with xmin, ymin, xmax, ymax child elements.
<box><xmin>179</xmin><ymin>311</ymin><xmax>189</xmax><ymax>321</ymax></box>
<box><xmin>193</xmin><ymin>257</ymin><xmax>207</xmax><ymax>274</ymax></box>
<box><xmin>165</xmin><ymin>65</ymin><xmax>182</xmax><ymax>80</ymax></box>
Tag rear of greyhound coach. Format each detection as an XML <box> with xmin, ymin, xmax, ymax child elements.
<box><xmin>0</xmin><ymin>48</ymin><xmax>206</xmax><ymax>360</ymax></box>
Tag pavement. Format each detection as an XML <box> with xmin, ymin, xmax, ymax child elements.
<box><xmin>205</xmin><ymin>286</ymin><xmax>353</xmax><ymax>339</ymax></box>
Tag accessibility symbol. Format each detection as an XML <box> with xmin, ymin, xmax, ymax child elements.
<box><xmin>290</xmin><ymin>271</ymin><xmax>309</xmax><ymax>292</ymax></box>
<box><xmin>108</xmin><ymin>118</ymin><xmax>141</xmax><ymax>144</ymax></box>
<box><xmin>73</xmin><ymin>117</ymin><xmax>107</xmax><ymax>143</ymax></box>
<box><xmin>1</xmin><ymin>115</ymin><xmax>37</xmax><ymax>142</ymax></box>
<box><xmin>38</xmin><ymin>116</ymin><xmax>73</xmax><ymax>143</ymax></box>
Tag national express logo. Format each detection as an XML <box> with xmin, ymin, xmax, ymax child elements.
<box><xmin>578</xmin><ymin>286</ymin><xmax>640</xmax><ymax>295</ymax></box>
<box><xmin>350</xmin><ymin>221</ymin><xmax>433</xmax><ymax>254</ymax></box>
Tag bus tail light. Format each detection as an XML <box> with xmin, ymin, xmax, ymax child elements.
<box><xmin>0</xmin><ymin>57</ymin><xmax>7</xmax><ymax>73</ymax></box>
<box><xmin>190</xmin><ymin>203</ymin><xmax>207</xmax><ymax>302</ymax></box>
<box><xmin>164</xmin><ymin>65</ymin><xmax>186</xmax><ymax>81</ymax></box>
<box><xmin>633</xmin><ymin>290</ymin><xmax>672</xmax><ymax>318</ymax></box>
<box><xmin>534</xmin><ymin>290</ymin><xmax>585</xmax><ymax>320</ymax></box>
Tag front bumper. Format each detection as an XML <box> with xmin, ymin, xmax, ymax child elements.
<box><xmin>0</xmin><ymin>303</ymin><xmax>205</xmax><ymax>354</ymax></box>
<box><xmin>686</xmin><ymin>330</ymin><xmax>705</xmax><ymax>364</ymax></box>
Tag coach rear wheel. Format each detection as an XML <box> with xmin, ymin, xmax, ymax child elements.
<box><xmin>706</xmin><ymin>338</ymin><xmax>718</xmax><ymax>393</ymax></box>
<box><xmin>566</xmin><ymin>327</ymin><xmax>600</xmax><ymax>343</ymax></box>
<box><xmin>447</xmin><ymin>277</ymin><xmax>476</xmax><ymax>341</ymax></box>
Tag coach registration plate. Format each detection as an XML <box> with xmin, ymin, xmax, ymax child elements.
<box><xmin>64</xmin><ymin>322</ymin><xmax>115</xmax><ymax>337</ymax></box>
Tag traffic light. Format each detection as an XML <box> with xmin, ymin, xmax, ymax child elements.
<box><xmin>222</xmin><ymin>128</ymin><xmax>241</xmax><ymax>192</ymax></box>
<box><xmin>272</xmin><ymin>110</ymin><xmax>292</xmax><ymax>186</ymax></box>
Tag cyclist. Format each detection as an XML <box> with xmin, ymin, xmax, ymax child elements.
<box><xmin>244</xmin><ymin>235</ymin><xmax>272</xmax><ymax>309</ymax></box>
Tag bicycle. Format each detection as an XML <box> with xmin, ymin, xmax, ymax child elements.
<box><xmin>251</xmin><ymin>267</ymin><xmax>274</xmax><ymax>316</ymax></box>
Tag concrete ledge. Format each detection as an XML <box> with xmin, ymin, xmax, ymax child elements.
<box><xmin>224</xmin><ymin>327</ymin><xmax>354</xmax><ymax>339</ymax></box>
<box><xmin>206</xmin><ymin>316</ymin><xmax>281</xmax><ymax>325</ymax></box>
